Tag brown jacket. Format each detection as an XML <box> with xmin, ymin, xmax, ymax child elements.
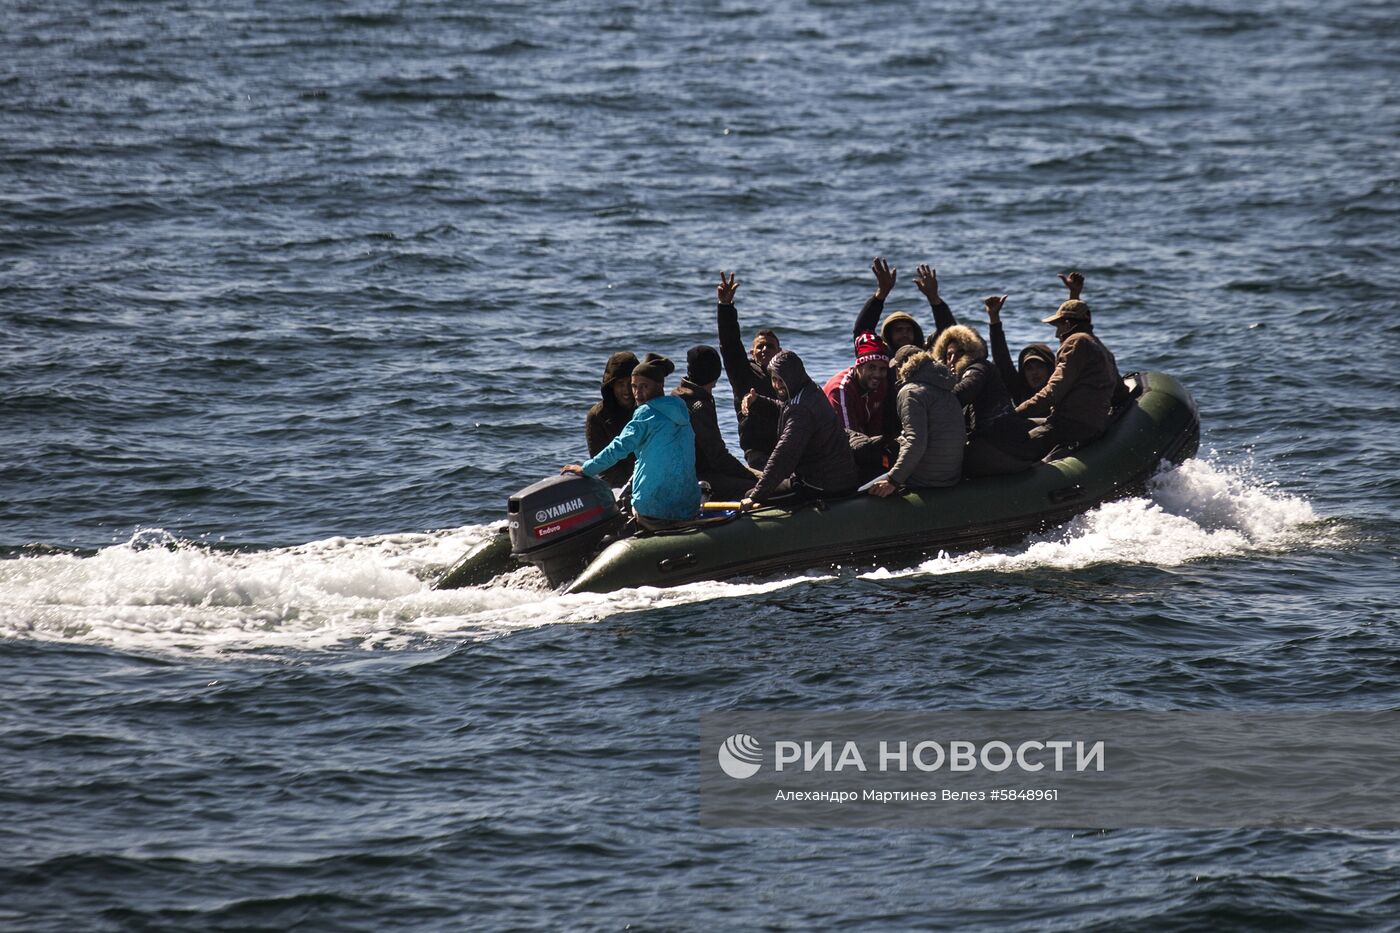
<box><xmin>1016</xmin><ymin>327</ymin><xmax>1120</xmax><ymax>434</ymax></box>
<box><xmin>585</xmin><ymin>351</ymin><xmax>640</xmax><ymax>487</ymax></box>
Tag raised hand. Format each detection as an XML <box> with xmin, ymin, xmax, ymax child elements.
<box><xmin>983</xmin><ymin>294</ymin><xmax>1009</xmax><ymax>324</ymax></box>
<box><xmin>913</xmin><ymin>263</ymin><xmax>940</xmax><ymax>304</ymax></box>
<box><xmin>1058</xmin><ymin>271</ymin><xmax>1084</xmax><ymax>300</ymax></box>
<box><xmin>717</xmin><ymin>271</ymin><xmax>739</xmax><ymax>305</ymax></box>
<box><xmin>872</xmin><ymin>256</ymin><xmax>897</xmax><ymax>300</ymax></box>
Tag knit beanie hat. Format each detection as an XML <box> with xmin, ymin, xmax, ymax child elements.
<box><xmin>855</xmin><ymin>332</ymin><xmax>891</xmax><ymax>366</ymax></box>
<box><xmin>633</xmin><ymin>352</ymin><xmax>675</xmax><ymax>384</ymax></box>
<box><xmin>685</xmin><ymin>345</ymin><xmax>723</xmax><ymax>385</ymax></box>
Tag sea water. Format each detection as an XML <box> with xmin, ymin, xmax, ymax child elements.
<box><xmin>2</xmin><ymin>0</ymin><xmax>1397</xmax><ymax>929</ymax></box>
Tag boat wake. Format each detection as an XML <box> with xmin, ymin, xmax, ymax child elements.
<box><xmin>862</xmin><ymin>455</ymin><xmax>1322</xmax><ymax>580</ymax></box>
<box><xmin>0</xmin><ymin>458</ymin><xmax>1323</xmax><ymax>656</ymax></box>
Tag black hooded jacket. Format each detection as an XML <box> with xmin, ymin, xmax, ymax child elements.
<box><xmin>585</xmin><ymin>351</ymin><xmax>638</xmax><ymax>487</ymax></box>
<box><xmin>746</xmin><ymin>351</ymin><xmax>858</xmax><ymax>501</ymax></box>
<box><xmin>716</xmin><ymin>302</ymin><xmax>781</xmax><ymax>469</ymax></box>
<box><xmin>989</xmin><ymin>321</ymin><xmax>1056</xmax><ymax>405</ymax></box>
<box><xmin>672</xmin><ymin>377</ymin><xmax>755</xmax><ymax>499</ymax></box>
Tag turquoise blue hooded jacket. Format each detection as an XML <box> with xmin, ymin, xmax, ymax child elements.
<box><xmin>582</xmin><ymin>395</ymin><xmax>700</xmax><ymax>520</ymax></box>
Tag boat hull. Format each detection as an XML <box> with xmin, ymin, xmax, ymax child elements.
<box><xmin>565</xmin><ymin>372</ymin><xmax>1199</xmax><ymax>594</ymax></box>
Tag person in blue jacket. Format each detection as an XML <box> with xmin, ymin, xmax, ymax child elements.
<box><xmin>562</xmin><ymin>354</ymin><xmax>701</xmax><ymax>530</ymax></box>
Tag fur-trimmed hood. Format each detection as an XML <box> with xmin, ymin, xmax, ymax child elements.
<box><xmin>930</xmin><ymin>324</ymin><xmax>988</xmax><ymax>376</ymax></box>
<box><xmin>894</xmin><ymin>349</ymin><xmax>955</xmax><ymax>391</ymax></box>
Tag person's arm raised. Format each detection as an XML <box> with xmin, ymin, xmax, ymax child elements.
<box><xmin>717</xmin><ymin>270</ymin><xmax>739</xmax><ymax>306</ymax></box>
<box><xmin>983</xmin><ymin>293</ymin><xmax>1022</xmax><ymax>391</ymax></box>
<box><xmin>853</xmin><ymin>256</ymin><xmax>896</xmax><ymax>339</ymax></box>
<box><xmin>715</xmin><ymin>271</ymin><xmax>754</xmax><ymax>396</ymax></box>
<box><xmin>913</xmin><ymin>262</ymin><xmax>956</xmax><ymax>337</ymax></box>
<box><xmin>1058</xmin><ymin>271</ymin><xmax>1084</xmax><ymax>301</ymax></box>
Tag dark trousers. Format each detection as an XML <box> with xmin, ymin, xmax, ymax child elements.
<box><xmin>755</xmin><ymin>477</ymin><xmax>857</xmax><ymax>507</ymax></box>
<box><xmin>700</xmin><ymin>469</ymin><xmax>758</xmax><ymax>501</ymax></box>
<box><xmin>635</xmin><ymin>513</ymin><xmax>695</xmax><ymax>532</ymax></box>
<box><xmin>742</xmin><ymin>447</ymin><xmax>770</xmax><ymax>470</ymax></box>
<box><xmin>1027</xmin><ymin>416</ymin><xmax>1103</xmax><ymax>458</ymax></box>
<box><xmin>963</xmin><ymin>436</ymin><xmax>1038</xmax><ymax>477</ymax></box>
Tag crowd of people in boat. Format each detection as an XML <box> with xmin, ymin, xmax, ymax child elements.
<box><xmin>561</xmin><ymin>259</ymin><xmax>1122</xmax><ymax>531</ymax></box>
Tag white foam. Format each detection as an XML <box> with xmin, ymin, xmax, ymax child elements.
<box><xmin>0</xmin><ymin>458</ymin><xmax>1320</xmax><ymax>655</ymax></box>
<box><xmin>862</xmin><ymin>456</ymin><xmax>1319</xmax><ymax>580</ymax></box>
<box><xmin>0</xmin><ymin>522</ymin><xmax>820</xmax><ymax>656</ymax></box>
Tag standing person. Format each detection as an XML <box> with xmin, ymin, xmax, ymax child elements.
<box><xmin>673</xmin><ymin>345</ymin><xmax>759</xmax><ymax>500</ymax></box>
<box><xmin>868</xmin><ymin>346</ymin><xmax>965</xmax><ymax>496</ymax></box>
<box><xmin>823</xmin><ymin>332</ymin><xmax>895</xmax><ymax>480</ymax></box>
<box><xmin>851</xmin><ymin>258</ymin><xmax>958</xmax><ymax>353</ymax></box>
<box><xmin>714</xmin><ymin>271</ymin><xmax>783</xmax><ymax>469</ymax></box>
<box><xmin>1015</xmin><ymin>273</ymin><xmax>1122</xmax><ymax>454</ymax></box>
<box><xmin>987</xmin><ymin>292</ymin><xmax>1057</xmax><ymax>405</ymax></box>
<box><xmin>930</xmin><ymin>302</ymin><xmax>1042</xmax><ymax>476</ymax></box>
<box><xmin>584</xmin><ymin>351</ymin><xmax>639</xmax><ymax>487</ymax></box>
<box><xmin>563</xmin><ymin>355</ymin><xmax>700</xmax><ymax>530</ymax></box>
<box><xmin>740</xmin><ymin>351</ymin><xmax>858</xmax><ymax>507</ymax></box>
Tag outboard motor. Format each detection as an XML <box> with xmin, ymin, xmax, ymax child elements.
<box><xmin>508</xmin><ymin>474</ymin><xmax>623</xmax><ymax>587</ymax></box>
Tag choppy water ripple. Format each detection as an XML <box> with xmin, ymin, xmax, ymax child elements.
<box><xmin>2</xmin><ymin>0</ymin><xmax>1398</xmax><ymax>929</ymax></box>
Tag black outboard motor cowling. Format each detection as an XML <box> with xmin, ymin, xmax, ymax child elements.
<box><xmin>508</xmin><ymin>474</ymin><xmax>622</xmax><ymax>586</ymax></box>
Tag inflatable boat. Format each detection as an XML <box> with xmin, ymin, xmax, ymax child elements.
<box><xmin>436</xmin><ymin>371</ymin><xmax>1199</xmax><ymax>594</ymax></box>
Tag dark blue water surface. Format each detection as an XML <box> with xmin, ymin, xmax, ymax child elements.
<box><xmin>3</xmin><ymin>0</ymin><xmax>1399</xmax><ymax>929</ymax></box>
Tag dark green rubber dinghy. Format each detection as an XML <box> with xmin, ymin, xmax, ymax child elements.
<box><xmin>436</xmin><ymin>371</ymin><xmax>1199</xmax><ymax>595</ymax></box>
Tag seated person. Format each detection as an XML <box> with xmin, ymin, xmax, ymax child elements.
<box><xmin>930</xmin><ymin>304</ymin><xmax>1042</xmax><ymax>477</ymax></box>
<box><xmin>824</xmin><ymin>332</ymin><xmax>892</xmax><ymax>434</ymax></box>
<box><xmin>714</xmin><ymin>271</ymin><xmax>783</xmax><ymax>469</ymax></box>
<box><xmin>868</xmin><ymin>347</ymin><xmax>965</xmax><ymax>496</ymax></box>
<box><xmin>1015</xmin><ymin>273</ymin><xmax>1121</xmax><ymax>454</ymax></box>
<box><xmin>823</xmin><ymin>332</ymin><xmax>894</xmax><ymax>480</ymax></box>
<box><xmin>842</xmin><ymin>259</ymin><xmax>958</xmax><ymax>477</ymax></box>
<box><xmin>740</xmin><ymin>351</ymin><xmax>858</xmax><ymax>506</ymax></box>
<box><xmin>563</xmin><ymin>355</ymin><xmax>700</xmax><ymax>531</ymax></box>
<box><xmin>986</xmin><ymin>278</ymin><xmax>1068</xmax><ymax>405</ymax></box>
<box><xmin>672</xmin><ymin>344</ymin><xmax>759</xmax><ymax>500</ymax></box>
<box><xmin>584</xmin><ymin>351</ymin><xmax>639</xmax><ymax>487</ymax></box>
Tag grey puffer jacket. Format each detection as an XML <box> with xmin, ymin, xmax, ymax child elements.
<box><xmin>887</xmin><ymin>353</ymin><xmax>965</xmax><ymax>488</ymax></box>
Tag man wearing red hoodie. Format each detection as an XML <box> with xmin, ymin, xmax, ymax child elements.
<box><xmin>823</xmin><ymin>332</ymin><xmax>894</xmax><ymax>481</ymax></box>
<box><xmin>824</xmin><ymin>332</ymin><xmax>892</xmax><ymax>436</ymax></box>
